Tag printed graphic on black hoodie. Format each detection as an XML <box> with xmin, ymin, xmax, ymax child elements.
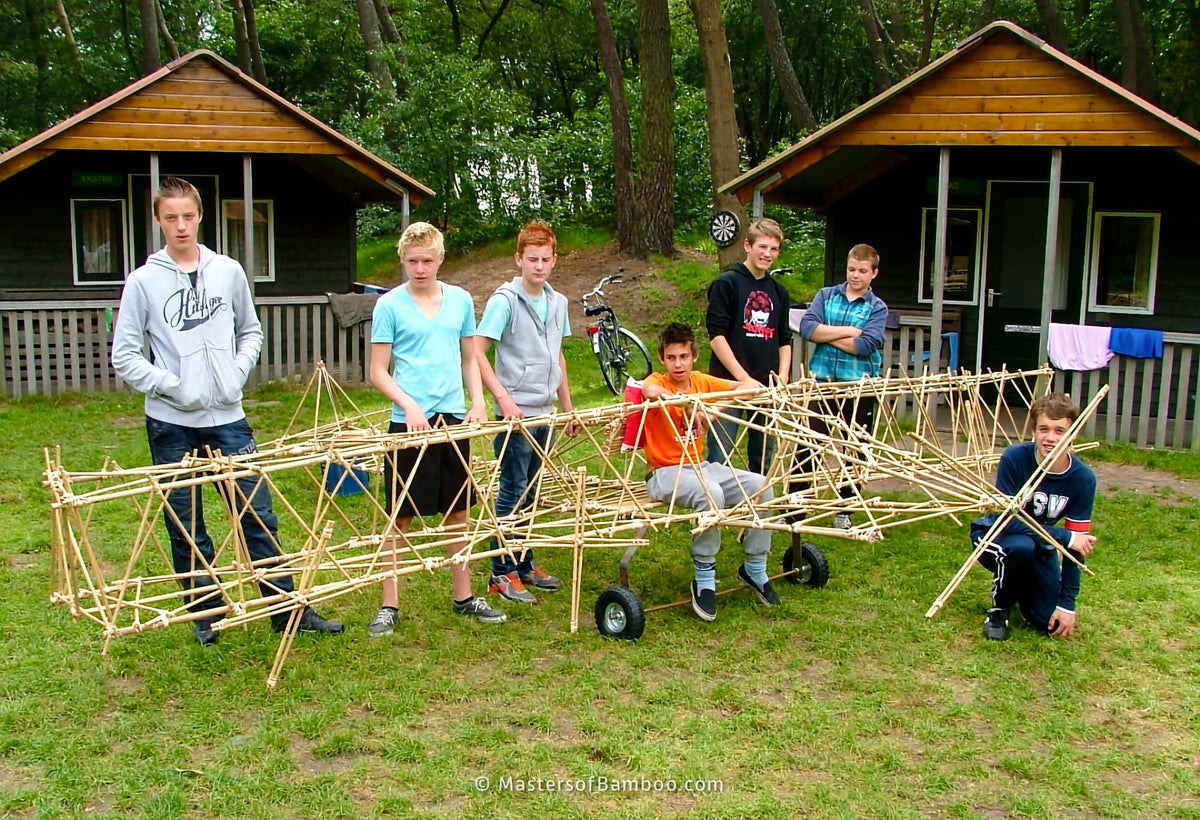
<box><xmin>742</xmin><ymin>290</ymin><xmax>776</xmax><ymax>340</ymax></box>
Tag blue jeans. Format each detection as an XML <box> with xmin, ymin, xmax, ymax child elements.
<box><xmin>706</xmin><ymin>408</ymin><xmax>776</xmax><ymax>475</ymax></box>
<box><xmin>146</xmin><ymin>416</ymin><xmax>294</xmax><ymax>615</ymax></box>
<box><xmin>490</xmin><ymin>421</ymin><xmax>551</xmax><ymax>574</ymax></box>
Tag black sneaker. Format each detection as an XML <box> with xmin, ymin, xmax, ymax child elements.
<box><xmin>691</xmin><ymin>581</ymin><xmax>717</xmax><ymax>622</ymax></box>
<box><xmin>983</xmin><ymin>607</ymin><xmax>1010</xmax><ymax>641</ymax></box>
<box><xmin>272</xmin><ymin>607</ymin><xmax>345</xmax><ymax>635</ymax></box>
<box><xmin>194</xmin><ymin>617</ymin><xmax>220</xmax><ymax>647</ymax></box>
<box><xmin>738</xmin><ymin>565</ymin><xmax>781</xmax><ymax>606</ymax></box>
<box><xmin>452</xmin><ymin>597</ymin><xmax>508</xmax><ymax>624</ymax></box>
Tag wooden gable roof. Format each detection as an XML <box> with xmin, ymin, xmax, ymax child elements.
<box><xmin>723</xmin><ymin>21</ymin><xmax>1200</xmax><ymax>206</ymax></box>
<box><xmin>0</xmin><ymin>50</ymin><xmax>434</xmax><ymax>203</ymax></box>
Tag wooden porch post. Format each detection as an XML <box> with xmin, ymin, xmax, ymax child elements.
<box><xmin>243</xmin><ymin>155</ymin><xmax>255</xmax><ymax>299</ymax></box>
<box><xmin>149</xmin><ymin>153</ymin><xmax>161</xmax><ymax>253</ymax></box>
<box><xmin>929</xmin><ymin>147</ymin><xmax>950</xmax><ymax>373</ymax></box>
<box><xmin>1037</xmin><ymin>148</ymin><xmax>1063</xmax><ymax>365</ymax></box>
<box><xmin>401</xmin><ymin>189</ymin><xmax>410</xmax><ymax>231</ymax></box>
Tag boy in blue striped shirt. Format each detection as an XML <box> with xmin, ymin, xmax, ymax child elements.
<box><xmin>795</xmin><ymin>244</ymin><xmax>889</xmax><ymax>529</ymax></box>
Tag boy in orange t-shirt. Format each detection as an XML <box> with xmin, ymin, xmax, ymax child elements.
<box><xmin>641</xmin><ymin>323</ymin><xmax>779</xmax><ymax>622</ymax></box>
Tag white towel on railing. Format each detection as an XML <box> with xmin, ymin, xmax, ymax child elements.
<box><xmin>1048</xmin><ymin>323</ymin><xmax>1113</xmax><ymax>371</ymax></box>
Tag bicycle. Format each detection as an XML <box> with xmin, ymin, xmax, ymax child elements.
<box><xmin>581</xmin><ymin>272</ymin><xmax>654</xmax><ymax>394</ymax></box>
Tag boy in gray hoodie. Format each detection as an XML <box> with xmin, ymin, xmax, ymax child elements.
<box><xmin>111</xmin><ymin>177</ymin><xmax>343</xmax><ymax>646</ymax></box>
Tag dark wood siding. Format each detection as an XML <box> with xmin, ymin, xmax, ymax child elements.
<box><xmin>0</xmin><ymin>151</ymin><xmax>356</xmax><ymax>299</ymax></box>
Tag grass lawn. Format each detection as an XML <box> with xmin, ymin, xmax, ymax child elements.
<box><xmin>1</xmin><ymin>374</ymin><xmax>1198</xmax><ymax>818</ymax></box>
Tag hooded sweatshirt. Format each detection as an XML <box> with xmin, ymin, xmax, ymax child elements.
<box><xmin>111</xmin><ymin>244</ymin><xmax>262</xmax><ymax>427</ymax></box>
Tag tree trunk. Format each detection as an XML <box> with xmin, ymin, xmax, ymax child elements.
<box><xmin>588</xmin><ymin>0</ymin><xmax>636</xmax><ymax>253</ymax></box>
<box><xmin>884</xmin><ymin>0</ymin><xmax>911</xmax><ymax>77</ymax></box>
<box><xmin>229</xmin><ymin>0</ymin><xmax>252</xmax><ymax>75</ymax></box>
<box><xmin>24</xmin><ymin>0</ymin><xmax>50</xmax><ymax>131</ymax></box>
<box><xmin>475</xmin><ymin>0</ymin><xmax>514</xmax><ymax>60</ymax></box>
<box><xmin>754</xmin><ymin>0</ymin><xmax>817</xmax><ymax>133</ymax></box>
<box><xmin>1033</xmin><ymin>0</ymin><xmax>1069</xmax><ymax>52</ymax></box>
<box><xmin>920</xmin><ymin>0</ymin><xmax>937</xmax><ymax>67</ymax></box>
<box><xmin>691</xmin><ymin>0</ymin><xmax>749</xmax><ymax>268</ymax></box>
<box><xmin>139</xmin><ymin>0</ymin><xmax>160</xmax><ymax>74</ymax></box>
<box><xmin>856</xmin><ymin>0</ymin><xmax>892</xmax><ymax>92</ymax></box>
<box><xmin>635</xmin><ymin>0</ymin><xmax>675</xmax><ymax>257</ymax></box>
<box><xmin>373</xmin><ymin>0</ymin><xmax>402</xmax><ymax>44</ymax></box>
<box><xmin>154</xmin><ymin>0</ymin><xmax>180</xmax><ymax>61</ymax></box>
<box><xmin>356</xmin><ymin>0</ymin><xmax>396</xmax><ymax>95</ymax></box>
<box><xmin>977</xmin><ymin>0</ymin><xmax>995</xmax><ymax>28</ymax></box>
<box><xmin>444</xmin><ymin>0</ymin><xmax>463</xmax><ymax>50</ymax></box>
<box><xmin>53</xmin><ymin>0</ymin><xmax>85</xmax><ymax>76</ymax></box>
<box><xmin>243</xmin><ymin>0</ymin><xmax>267</xmax><ymax>83</ymax></box>
<box><xmin>1113</xmin><ymin>0</ymin><xmax>1158</xmax><ymax>102</ymax></box>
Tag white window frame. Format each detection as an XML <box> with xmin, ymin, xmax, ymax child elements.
<box><xmin>221</xmin><ymin>198</ymin><xmax>276</xmax><ymax>282</ymax></box>
<box><xmin>70</xmin><ymin>198</ymin><xmax>130</xmax><ymax>286</ymax></box>
<box><xmin>918</xmin><ymin>206</ymin><xmax>983</xmax><ymax>306</ymax></box>
<box><xmin>1087</xmin><ymin>211</ymin><xmax>1160</xmax><ymax>315</ymax></box>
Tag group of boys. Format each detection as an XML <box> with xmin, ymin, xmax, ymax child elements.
<box><xmin>112</xmin><ymin>178</ymin><xmax>1097</xmax><ymax>648</ymax></box>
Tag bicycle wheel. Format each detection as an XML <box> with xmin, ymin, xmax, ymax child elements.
<box><xmin>595</xmin><ymin>329</ymin><xmax>625</xmax><ymax>394</ymax></box>
<box><xmin>614</xmin><ymin>327</ymin><xmax>654</xmax><ymax>383</ymax></box>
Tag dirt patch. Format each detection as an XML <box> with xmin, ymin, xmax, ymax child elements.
<box><xmin>1089</xmin><ymin>461</ymin><xmax>1200</xmax><ymax>503</ymax></box>
<box><xmin>437</xmin><ymin>243</ymin><xmax>711</xmax><ymax>333</ymax></box>
<box><xmin>289</xmin><ymin>733</ymin><xmax>359</xmax><ymax>775</ymax></box>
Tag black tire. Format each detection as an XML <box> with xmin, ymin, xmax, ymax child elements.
<box><xmin>595</xmin><ymin>328</ymin><xmax>625</xmax><ymax>394</ymax></box>
<box><xmin>616</xmin><ymin>327</ymin><xmax>654</xmax><ymax>383</ymax></box>
<box><xmin>783</xmin><ymin>540</ymin><xmax>830</xmax><ymax>588</ymax></box>
<box><xmin>596</xmin><ymin>327</ymin><xmax>653</xmax><ymax>394</ymax></box>
<box><xmin>595</xmin><ymin>585</ymin><xmax>646</xmax><ymax>639</ymax></box>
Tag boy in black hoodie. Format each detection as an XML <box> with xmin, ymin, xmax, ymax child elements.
<box><xmin>704</xmin><ymin>217</ymin><xmax>793</xmax><ymax>474</ymax></box>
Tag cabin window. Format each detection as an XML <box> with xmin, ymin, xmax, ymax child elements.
<box><xmin>222</xmin><ymin>199</ymin><xmax>275</xmax><ymax>282</ymax></box>
<box><xmin>71</xmin><ymin>199</ymin><xmax>128</xmax><ymax>285</ymax></box>
<box><xmin>919</xmin><ymin>208</ymin><xmax>982</xmax><ymax>305</ymax></box>
<box><xmin>1089</xmin><ymin>212</ymin><xmax>1158</xmax><ymax>314</ymax></box>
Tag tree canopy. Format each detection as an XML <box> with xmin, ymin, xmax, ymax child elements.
<box><xmin>3</xmin><ymin>0</ymin><xmax>1197</xmax><ymax>251</ymax></box>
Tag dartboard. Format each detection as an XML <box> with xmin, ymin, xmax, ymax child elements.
<box><xmin>709</xmin><ymin>210</ymin><xmax>741</xmax><ymax>248</ymax></box>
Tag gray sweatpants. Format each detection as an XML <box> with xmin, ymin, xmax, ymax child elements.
<box><xmin>646</xmin><ymin>462</ymin><xmax>774</xmax><ymax>562</ymax></box>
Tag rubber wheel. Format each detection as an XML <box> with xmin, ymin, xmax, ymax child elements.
<box><xmin>594</xmin><ymin>585</ymin><xmax>646</xmax><ymax>639</ymax></box>
<box><xmin>615</xmin><ymin>328</ymin><xmax>654</xmax><ymax>383</ymax></box>
<box><xmin>596</xmin><ymin>328</ymin><xmax>653</xmax><ymax>394</ymax></box>
<box><xmin>783</xmin><ymin>540</ymin><xmax>830</xmax><ymax>587</ymax></box>
<box><xmin>596</xmin><ymin>330</ymin><xmax>624</xmax><ymax>394</ymax></box>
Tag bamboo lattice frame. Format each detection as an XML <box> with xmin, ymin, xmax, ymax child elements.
<box><xmin>44</xmin><ymin>363</ymin><xmax>1103</xmax><ymax>686</ymax></box>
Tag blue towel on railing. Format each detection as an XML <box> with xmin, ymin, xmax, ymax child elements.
<box><xmin>1109</xmin><ymin>327</ymin><xmax>1164</xmax><ymax>358</ymax></box>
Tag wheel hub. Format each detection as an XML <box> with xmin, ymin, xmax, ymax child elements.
<box><xmin>603</xmin><ymin>602</ymin><xmax>627</xmax><ymax>632</ymax></box>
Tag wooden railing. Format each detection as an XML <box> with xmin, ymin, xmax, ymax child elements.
<box><xmin>1052</xmin><ymin>331</ymin><xmax>1200</xmax><ymax>450</ymax></box>
<box><xmin>1</xmin><ymin>296</ymin><xmax>373</xmax><ymax>399</ymax></box>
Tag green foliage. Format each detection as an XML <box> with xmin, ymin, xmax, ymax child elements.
<box><xmin>356</xmin><ymin>235</ymin><xmax>400</xmax><ymax>285</ymax></box>
<box><xmin>2</xmin><ymin>0</ymin><xmax>1199</xmax><ymax>258</ymax></box>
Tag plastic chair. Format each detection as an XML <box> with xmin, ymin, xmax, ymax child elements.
<box><xmin>913</xmin><ymin>331</ymin><xmax>960</xmax><ymax>371</ymax></box>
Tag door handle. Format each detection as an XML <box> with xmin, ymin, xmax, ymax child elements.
<box><xmin>988</xmin><ymin>288</ymin><xmax>1003</xmax><ymax>307</ymax></box>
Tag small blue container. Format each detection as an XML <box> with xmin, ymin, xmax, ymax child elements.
<box><xmin>325</xmin><ymin>461</ymin><xmax>370</xmax><ymax>496</ymax></box>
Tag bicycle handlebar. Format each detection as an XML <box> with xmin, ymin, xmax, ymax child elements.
<box><xmin>582</xmin><ymin>270</ymin><xmax>629</xmax><ymax>306</ymax></box>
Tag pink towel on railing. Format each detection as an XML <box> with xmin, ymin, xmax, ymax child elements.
<box><xmin>1047</xmin><ymin>323</ymin><xmax>1113</xmax><ymax>371</ymax></box>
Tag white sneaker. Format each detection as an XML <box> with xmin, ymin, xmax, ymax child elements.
<box><xmin>833</xmin><ymin>513</ymin><xmax>852</xmax><ymax>530</ymax></box>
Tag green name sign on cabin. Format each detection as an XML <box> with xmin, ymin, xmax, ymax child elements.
<box><xmin>71</xmin><ymin>171</ymin><xmax>124</xmax><ymax>188</ymax></box>
<box><xmin>924</xmin><ymin>177</ymin><xmax>985</xmax><ymax>196</ymax></box>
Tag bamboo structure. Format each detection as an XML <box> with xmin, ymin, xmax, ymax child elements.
<box><xmin>44</xmin><ymin>364</ymin><xmax>1102</xmax><ymax>685</ymax></box>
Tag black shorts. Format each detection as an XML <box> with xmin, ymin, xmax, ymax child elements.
<box><xmin>384</xmin><ymin>414</ymin><xmax>475</xmax><ymax>518</ymax></box>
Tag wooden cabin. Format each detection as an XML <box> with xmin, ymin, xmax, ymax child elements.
<box><xmin>0</xmin><ymin>50</ymin><xmax>433</xmax><ymax>398</ymax></box>
<box><xmin>725</xmin><ymin>21</ymin><xmax>1200</xmax><ymax>450</ymax></box>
